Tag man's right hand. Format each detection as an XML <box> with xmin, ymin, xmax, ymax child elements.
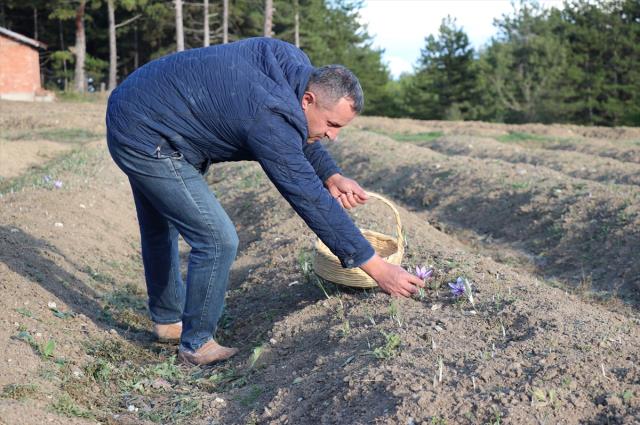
<box><xmin>360</xmin><ymin>254</ymin><xmax>425</xmax><ymax>298</ymax></box>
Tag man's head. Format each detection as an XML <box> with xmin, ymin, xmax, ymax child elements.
<box><xmin>301</xmin><ymin>65</ymin><xmax>364</xmax><ymax>142</ymax></box>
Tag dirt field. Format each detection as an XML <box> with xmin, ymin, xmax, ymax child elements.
<box><xmin>0</xmin><ymin>100</ymin><xmax>639</xmax><ymax>424</ymax></box>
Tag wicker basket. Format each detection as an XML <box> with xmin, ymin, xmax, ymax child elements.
<box><xmin>313</xmin><ymin>192</ymin><xmax>404</xmax><ymax>288</ymax></box>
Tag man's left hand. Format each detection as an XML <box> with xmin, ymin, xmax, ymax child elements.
<box><xmin>325</xmin><ymin>174</ymin><xmax>368</xmax><ymax>210</ymax></box>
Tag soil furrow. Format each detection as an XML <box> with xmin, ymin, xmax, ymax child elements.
<box><xmin>405</xmin><ymin>134</ymin><xmax>640</xmax><ymax>187</ymax></box>
<box><xmin>204</xmin><ymin>160</ymin><xmax>640</xmax><ymax>425</ymax></box>
<box><xmin>330</xmin><ymin>131</ymin><xmax>640</xmax><ymax>305</ymax></box>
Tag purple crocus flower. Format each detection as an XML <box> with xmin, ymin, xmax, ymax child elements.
<box><xmin>53</xmin><ymin>180</ymin><xmax>63</xmax><ymax>189</ymax></box>
<box><xmin>448</xmin><ymin>277</ymin><xmax>466</xmax><ymax>297</ymax></box>
<box><xmin>415</xmin><ymin>265</ymin><xmax>434</xmax><ymax>281</ymax></box>
<box><xmin>43</xmin><ymin>175</ymin><xmax>52</xmax><ymax>183</ymax></box>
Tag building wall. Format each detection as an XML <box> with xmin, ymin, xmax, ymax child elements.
<box><xmin>0</xmin><ymin>34</ymin><xmax>42</xmax><ymax>101</ymax></box>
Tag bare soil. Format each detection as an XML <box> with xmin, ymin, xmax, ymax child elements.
<box><xmin>0</xmin><ymin>102</ymin><xmax>638</xmax><ymax>425</ymax></box>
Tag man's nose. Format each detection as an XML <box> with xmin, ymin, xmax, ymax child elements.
<box><xmin>326</xmin><ymin>128</ymin><xmax>340</xmax><ymax>141</ymax></box>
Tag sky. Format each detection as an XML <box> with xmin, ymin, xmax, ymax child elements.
<box><xmin>358</xmin><ymin>0</ymin><xmax>565</xmax><ymax>78</ymax></box>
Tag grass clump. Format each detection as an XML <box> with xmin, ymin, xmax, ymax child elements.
<box><xmin>140</xmin><ymin>395</ymin><xmax>203</xmax><ymax>423</ymax></box>
<box><xmin>13</xmin><ymin>330</ymin><xmax>56</xmax><ymax>359</ymax></box>
<box><xmin>373</xmin><ymin>331</ymin><xmax>401</xmax><ymax>359</ymax></box>
<box><xmin>1</xmin><ymin>383</ymin><xmax>39</xmax><ymax>400</ymax></box>
<box><xmin>51</xmin><ymin>393</ymin><xmax>94</xmax><ymax>419</ymax></box>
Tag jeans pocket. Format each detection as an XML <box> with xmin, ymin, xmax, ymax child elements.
<box><xmin>155</xmin><ymin>146</ymin><xmax>184</xmax><ymax>161</ymax></box>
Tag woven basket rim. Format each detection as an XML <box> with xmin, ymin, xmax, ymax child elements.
<box><xmin>313</xmin><ymin>192</ymin><xmax>403</xmax><ymax>288</ymax></box>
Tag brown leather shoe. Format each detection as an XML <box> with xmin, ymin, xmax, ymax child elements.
<box><xmin>153</xmin><ymin>322</ymin><xmax>182</xmax><ymax>343</ymax></box>
<box><xmin>177</xmin><ymin>340</ymin><xmax>238</xmax><ymax>366</ymax></box>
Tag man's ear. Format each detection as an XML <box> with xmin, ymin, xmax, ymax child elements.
<box><xmin>301</xmin><ymin>91</ymin><xmax>316</xmax><ymax>111</ymax></box>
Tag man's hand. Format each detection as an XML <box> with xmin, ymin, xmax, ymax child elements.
<box><xmin>360</xmin><ymin>254</ymin><xmax>425</xmax><ymax>298</ymax></box>
<box><xmin>325</xmin><ymin>173</ymin><xmax>368</xmax><ymax>210</ymax></box>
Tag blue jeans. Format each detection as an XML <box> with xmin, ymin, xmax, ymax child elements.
<box><xmin>107</xmin><ymin>136</ymin><xmax>238</xmax><ymax>351</ymax></box>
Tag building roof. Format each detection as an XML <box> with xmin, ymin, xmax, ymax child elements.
<box><xmin>0</xmin><ymin>26</ymin><xmax>47</xmax><ymax>49</ymax></box>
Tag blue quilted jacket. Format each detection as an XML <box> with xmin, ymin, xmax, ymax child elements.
<box><xmin>106</xmin><ymin>37</ymin><xmax>374</xmax><ymax>268</ymax></box>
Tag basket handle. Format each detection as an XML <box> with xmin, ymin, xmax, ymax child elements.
<box><xmin>364</xmin><ymin>192</ymin><xmax>403</xmax><ymax>249</ymax></box>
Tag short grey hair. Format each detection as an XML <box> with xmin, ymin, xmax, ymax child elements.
<box><xmin>307</xmin><ymin>65</ymin><xmax>364</xmax><ymax>114</ymax></box>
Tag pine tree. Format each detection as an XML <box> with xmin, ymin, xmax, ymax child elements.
<box><xmin>410</xmin><ymin>16</ymin><xmax>478</xmax><ymax>120</ymax></box>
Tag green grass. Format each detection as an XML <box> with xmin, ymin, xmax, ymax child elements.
<box><xmin>3</xmin><ymin>127</ymin><xmax>102</xmax><ymax>144</ymax></box>
<box><xmin>51</xmin><ymin>393</ymin><xmax>94</xmax><ymax>419</ymax></box>
<box><xmin>510</xmin><ymin>181</ymin><xmax>530</xmax><ymax>190</ymax></box>
<box><xmin>100</xmin><ymin>283</ymin><xmax>149</xmax><ymax>329</ymax></box>
<box><xmin>391</xmin><ymin>131</ymin><xmax>444</xmax><ymax>142</ymax></box>
<box><xmin>239</xmin><ymin>385</ymin><xmax>263</xmax><ymax>407</ymax></box>
<box><xmin>373</xmin><ymin>331</ymin><xmax>401</xmax><ymax>359</ymax></box>
<box><xmin>1</xmin><ymin>383</ymin><xmax>39</xmax><ymax>400</ymax></box>
<box><xmin>55</xmin><ymin>90</ymin><xmax>107</xmax><ymax>103</ymax></box>
<box><xmin>496</xmin><ymin>131</ymin><xmax>555</xmax><ymax>144</ymax></box>
<box><xmin>13</xmin><ymin>330</ymin><xmax>56</xmax><ymax>359</ymax></box>
<box><xmin>0</xmin><ymin>147</ymin><xmax>104</xmax><ymax>195</ymax></box>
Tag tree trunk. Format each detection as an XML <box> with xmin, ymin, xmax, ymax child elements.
<box><xmin>223</xmin><ymin>0</ymin><xmax>228</xmax><ymax>43</ymax></box>
<box><xmin>74</xmin><ymin>0</ymin><xmax>87</xmax><ymax>93</ymax></box>
<box><xmin>294</xmin><ymin>0</ymin><xmax>299</xmax><ymax>47</ymax></box>
<box><xmin>58</xmin><ymin>19</ymin><xmax>68</xmax><ymax>91</ymax></box>
<box><xmin>175</xmin><ymin>0</ymin><xmax>184</xmax><ymax>51</ymax></box>
<box><xmin>263</xmin><ymin>0</ymin><xmax>273</xmax><ymax>38</ymax></box>
<box><xmin>134</xmin><ymin>23</ymin><xmax>139</xmax><ymax>69</ymax></box>
<box><xmin>33</xmin><ymin>7</ymin><xmax>38</xmax><ymax>40</ymax></box>
<box><xmin>203</xmin><ymin>0</ymin><xmax>209</xmax><ymax>46</ymax></box>
<box><xmin>108</xmin><ymin>0</ymin><xmax>117</xmax><ymax>91</ymax></box>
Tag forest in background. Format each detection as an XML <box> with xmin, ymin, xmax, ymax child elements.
<box><xmin>1</xmin><ymin>0</ymin><xmax>639</xmax><ymax>126</ymax></box>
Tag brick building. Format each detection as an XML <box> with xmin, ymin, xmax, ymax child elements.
<box><xmin>0</xmin><ymin>26</ymin><xmax>53</xmax><ymax>101</ymax></box>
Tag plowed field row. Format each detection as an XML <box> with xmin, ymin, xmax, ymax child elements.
<box><xmin>330</xmin><ymin>131</ymin><xmax>640</xmax><ymax>304</ymax></box>
<box><xmin>405</xmin><ymin>134</ymin><xmax>640</xmax><ymax>187</ymax></box>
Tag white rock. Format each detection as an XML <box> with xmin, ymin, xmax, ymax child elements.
<box><xmin>47</xmin><ymin>302</ymin><xmax>57</xmax><ymax>309</ymax></box>
<box><xmin>214</xmin><ymin>397</ymin><xmax>225</xmax><ymax>404</ymax></box>
<box><xmin>54</xmin><ymin>222</ymin><xmax>63</xmax><ymax>228</ymax></box>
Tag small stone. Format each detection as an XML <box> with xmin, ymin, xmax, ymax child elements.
<box><xmin>269</xmin><ymin>338</ymin><xmax>277</xmax><ymax>345</ymax></box>
<box><xmin>79</xmin><ymin>204</ymin><xmax>86</xmax><ymax>209</ymax></box>
<box><xmin>109</xmin><ymin>329</ymin><xmax>118</xmax><ymax>335</ymax></box>
<box><xmin>47</xmin><ymin>302</ymin><xmax>57</xmax><ymax>309</ymax></box>
<box><xmin>127</xmin><ymin>405</ymin><xmax>137</xmax><ymax>412</ymax></box>
<box><xmin>54</xmin><ymin>222</ymin><xmax>63</xmax><ymax>228</ymax></box>
<box><xmin>10</xmin><ymin>228</ymin><xmax>19</xmax><ymax>233</ymax></box>
<box><xmin>214</xmin><ymin>397</ymin><xmax>225</xmax><ymax>404</ymax></box>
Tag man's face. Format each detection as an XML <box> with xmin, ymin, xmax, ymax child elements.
<box><xmin>301</xmin><ymin>92</ymin><xmax>357</xmax><ymax>143</ymax></box>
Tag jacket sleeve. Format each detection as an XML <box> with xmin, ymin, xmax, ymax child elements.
<box><xmin>246</xmin><ymin>111</ymin><xmax>375</xmax><ymax>268</ymax></box>
<box><xmin>302</xmin><ymin>141</ymin><xmax>342</xmax><ymax>183</ymax></box>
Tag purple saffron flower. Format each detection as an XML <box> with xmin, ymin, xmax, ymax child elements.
<box><xmin>415</xmin><ymin>265</ymin><xmax>434</xmax><ymax>281</ymax></box>
<box><xmin>43</xmin><ymin>175</ymin><xmax>52</xmax><ymax>183</ymax></box>
<box><xmin>448</xmin><ymin>277</ymin><xmax>466</xmax><ymax>297</ymax></box>
<box><xmin>53</xmin><ymin>180</ymin><xmax>63</xmax><ymax>189</ymax></box>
